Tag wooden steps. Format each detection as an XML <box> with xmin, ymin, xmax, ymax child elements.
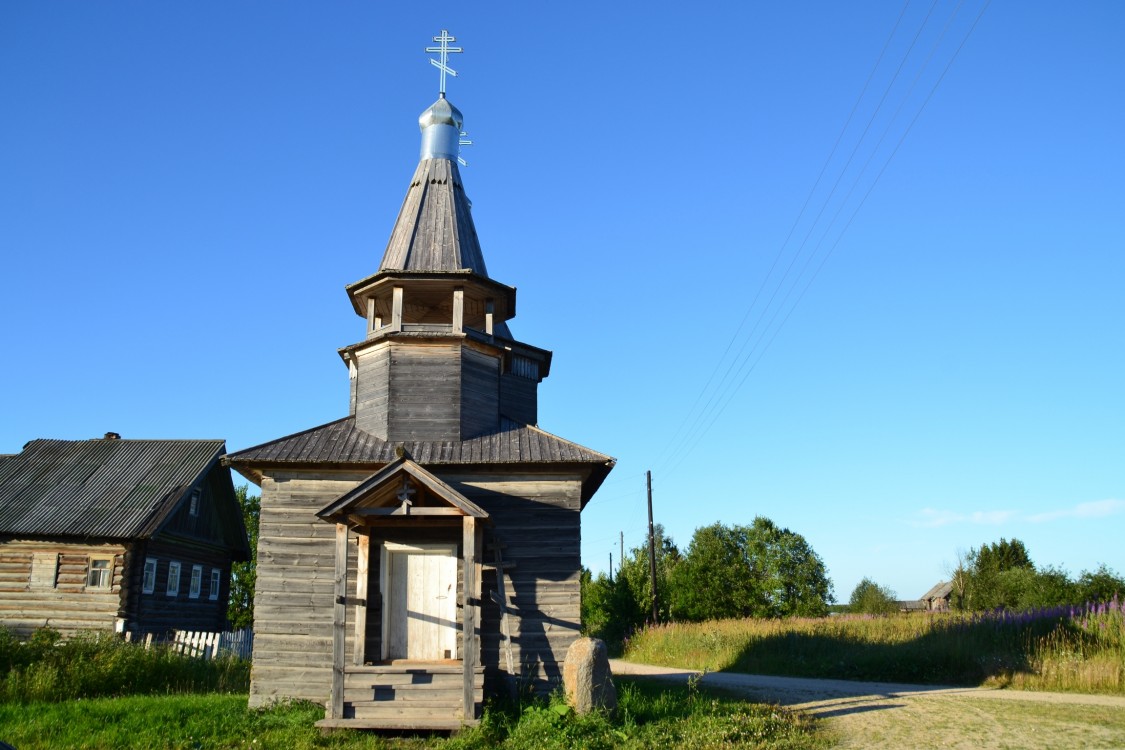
<box><xmin>320</xmin><ymin>662</ymin><xmax>483</xmax><ymax>729</ymax></box>
<box><xmin>317</xmin><ymin>717</ymin><xmax>477</xmax><ymax>731</ymax></box>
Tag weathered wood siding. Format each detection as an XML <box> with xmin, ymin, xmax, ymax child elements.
<box><xmin>0</xmin><ymin>540</ymin><xmax>127</xmax><ymax>637</ymax></box>
<box><xmin>499</xmin><ymin>373</ymin><xmax>538</xmax><ymax>426</ymax></box>
<box><xmin>250</xmin><ymin>467</ymin><xmax>585</xmax><ymax>705</ymax></box>
<box><xmin>354</xmin><ymin>343</ymin><xmax>390</xmax><ymax>437</ymax></box>
<box><xmin>461</xmin><ymin>348</ymin><xmax>500</xmax><ymax>439</ymax></box>
<box><xmin>443</xmin><ymin>472</ymin><xmax>583</xmax><ymax>694</ymax></box>
<box><xmin>160</xmin><ymin>467</ymin><xmax>241</xmax><ymax>551</ymax></box>
<box><xmin>250</xmin><ymin>471</ymin><xmax>365</xmax><ymax>708</ymax></box>
<box><xmin>387</xmin><ymin>344</ymin><xmax>462</xmax><ymax>440</ymax></box>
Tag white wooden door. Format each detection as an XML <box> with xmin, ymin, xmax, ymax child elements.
<box><xmin>382</xmin><ymin>543</ymin><xmax>458</xmax><ymax>661</ymax></box>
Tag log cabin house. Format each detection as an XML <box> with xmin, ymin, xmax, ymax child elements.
<box><xmin>224</xmin><ymin>74</ymin><xmax>614</xmax><ymax>730</ymax></box>
<box><xmin>0</xmin><ymin>435</ymin><xmax>249</xmax><ymax>638</ymax></box>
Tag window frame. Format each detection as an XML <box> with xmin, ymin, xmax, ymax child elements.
<box><xmin>189</xmin><ymin>564</ymin><xmax>203</xmax><ymax>599</ymax></box>
<box><xmin>86</xmin><ymin>557</ymin><xmax>113</xmax><ymax>590</ymax></box>
<box><xmin>209</xmin><ymin>568</ymin><xmax>221</xmax><ymax>601</ymax></box>
<box><xmin>142</xmin><ymin>557</ymin><xmax>158</xmax><ymax>595</ymax></box>
<box><xmin>166</xmin><ymin>561</ymin><xmax>181</xmax><ymax>596</ymax></box>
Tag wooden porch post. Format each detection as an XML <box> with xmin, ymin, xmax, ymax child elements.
<box><xmin>461</xmin><ymin>516</ymin><xmax>480</xmax><ymax>720</ymax></box>
<box><xmin>353</xmin><ymin>532</ymin><xmax>369</xmax><ymax>666</ymax></box>
<box><xmin>330</xmin><ymin>523</ymin><xmax>348</xmax><ymax>719</ymax></box>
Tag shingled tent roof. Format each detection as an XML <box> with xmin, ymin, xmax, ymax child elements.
<box><xmin>224</xmin><ymin>417</ymin><xmax>615</xmax><ymax>506</ymax></box>
<box><xmin>377</xmin><ymin>157</ymin><xmax>488</xmax><ymax>277</ymax></box>
<box><xmin>0</xmin><ymin>438</ymin><xmax>228</xmax><ymax>540</ymax></box>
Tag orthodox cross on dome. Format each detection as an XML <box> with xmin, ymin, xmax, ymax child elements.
<box><xmin>426</xmin><ymin>29</ymin><xmax>463</xmax><ymax>96</ymax></box>
<box><xmin>396</xmin><ymin>477</ymin><xmax>416</xmax><ymax>514</ymax></box>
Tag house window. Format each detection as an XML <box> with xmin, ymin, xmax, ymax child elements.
<box><xmin>142</xmin><ymin>558</ymin><xmax>158</xmax><ymax>594</ymax></box>
<box><xmin>189</xmin><ymin>565</ymin><xmax>203</xmax><ymax>599</ymax></box>
<box><xmin>166</xmin><ymin>561</ymin><xmax>181</xmax><ymax>596</ymax></box>
<box><xmin>188</xmin><ymin>489</ymin><xmax>201</xmax><ymax>517</ymax></box>
<box><xmin>87</xmin><ymin>558</ymin><xmax>113</xmax><ymax>589</ymax></box>
<box><xmin>209</xmin><ymin>568</ymin><xmax>221</xmax><ymax>601</ymax></box>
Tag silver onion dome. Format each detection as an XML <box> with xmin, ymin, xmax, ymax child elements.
<box><xmin>418</xmin><ymin>94</ymin><xmax>464</xmax><ymax>160</ymax></box>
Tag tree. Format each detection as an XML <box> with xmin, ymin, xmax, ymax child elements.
<box><xmin>669</xmin><ymin>518</ymin><xmax>833</xmax><ymax>621</ymax></box>
<box><xmin>1075</xmin><ymin>564</ymin><xmax>1125</xmax><ymax>604</ymax></box>
<box><xmin>959</xmin><ymin>538</ymin><xmax>1035</xmax><ymax>610</ymax></box>
<box><xmin>580</xmin><ymin>524</ymin><xmax>679</xmax><ymax>649</ymax></box>
<box><xmin>227</xmin><ymin>484</ymin><xmax>260</xmax><ymax>629</ymax></box>
<box><xmin>849</xmin><ymin>577</ymin><xmax>898</xmax><ymax>615</ymax></box>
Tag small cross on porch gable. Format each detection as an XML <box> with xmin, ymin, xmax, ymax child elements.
<box><xmin>396</xmin><ymin>477</ymin><xmax>416</xmax><ymax>514</ymax></box>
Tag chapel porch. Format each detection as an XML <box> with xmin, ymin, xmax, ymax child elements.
<box><xmin>315</xmin><ymin>458</ymin><xmax>490</xmax><ymax>730</ymax></box>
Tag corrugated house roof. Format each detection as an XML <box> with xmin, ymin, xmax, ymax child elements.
<box><xmin>0</xmin><ymin>437</ymin><xmax>226</xmax><ymax>540</ymax></box>
<box><xmin>224</xmin><ymin>416</ymin><xmax>615</xmax><ymax>504</ymax></box>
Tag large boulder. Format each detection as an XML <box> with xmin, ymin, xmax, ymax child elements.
<box><xmin>563</xmin><ymin>637</ymin><xmax>617</xmax><ymax>714</ymax></box>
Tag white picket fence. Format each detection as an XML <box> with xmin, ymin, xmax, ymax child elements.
<box><xmin>136</xmin><ymin>628</ymin><xmax>253</xmax><ymax>660</ymax></box>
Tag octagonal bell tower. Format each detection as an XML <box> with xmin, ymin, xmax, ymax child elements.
<box><xmin>339</xmin><ymin>94</ymin><xmax>551</xmax><ymax>441</ymax></box>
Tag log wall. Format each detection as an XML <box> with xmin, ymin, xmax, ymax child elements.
<box><xmin>0</xmin><ymin>539</ymin><xmax>127</xmax><ymax>637</ymax></box>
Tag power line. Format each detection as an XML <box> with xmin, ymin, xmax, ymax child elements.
<box><xmin>658</xmin><ymin>0</ymin><xmax>991</xmax><ymax>479</ymax></box>
<box><xmin>653</xmin><ymin>0</ymin><xmax>916</xmax><ymax>471</ymax></box>
<box><xmin>696</xmin><ymin>1</ymin><xmax>994</xmax><ymax>463</ymax></box>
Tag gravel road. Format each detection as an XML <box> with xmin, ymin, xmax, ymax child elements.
<box><xmin>610</xmin><ymin>660</ymin><xmax>1125</xmax><ymax>748</ymax></box>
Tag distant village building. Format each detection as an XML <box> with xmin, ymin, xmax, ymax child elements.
<box><xmin>0</xmin><ymin>435</ymin><xmax>249</xmax><ymax>638</ymax></box>
<box><xmin>920</xmin><ymin>581</ymin><xmax>953</xmax><ymax>611</ymax></box>
<box><xmin>225</xmin><ymin>41</ymin><xmax>614</xmax><ymax>730</ymax></box>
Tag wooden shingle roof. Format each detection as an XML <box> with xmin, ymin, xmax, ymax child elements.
<box><xmin>224</xmin><ymin>417</ymin><xmax>615</xmax><ymax>504</ymax></box>
<box><xmin>0</xmin><ymin>438</ymin><xmax>226</xmax><ymax>540</ymax></box>
<box><xmin>378</xmin><ymin>158</ymin><xmax>488</xmax><ymax>277</ymax></box>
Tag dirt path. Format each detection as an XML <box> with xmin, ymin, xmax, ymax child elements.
<box><xmin>610</xmin><ymin>660</ymin><xmax>1125</xmax><ymax>749</ymax></box>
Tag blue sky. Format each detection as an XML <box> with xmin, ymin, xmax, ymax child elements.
<box><xmin>2</xmin><ymin>2</ymin><xmax>1122</xmax><ymax>602</ymax></box>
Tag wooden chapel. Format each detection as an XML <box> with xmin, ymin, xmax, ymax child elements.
<box><xmin>224</xmin><ymin>41</ymin><xmax>614</xmax><ymax>730</ymax></box>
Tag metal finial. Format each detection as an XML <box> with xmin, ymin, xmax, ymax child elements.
<box><xmin>425</xmin><ymin>29</ymin><xmax>463</xmax><ymax>96</ymax></box>
<box><xmin>458</xmin><ymin>131</ymin><xmax>473</xmax><ymax>166</ymax></box>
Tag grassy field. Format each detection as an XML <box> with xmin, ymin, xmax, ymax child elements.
<box><xmin>0</xmin><ymin>680</ymin><xmax>827</xmax><ymax>750</ymax></box>
<box><xmin>0</xmin><ymin>627</ymin><xmax>829</xmax><ymax>749</ymax></box>
<box><xmin>624</xmin><ymin>600</ymin><xmax>1125</xmax><ymax>693</ymax></box>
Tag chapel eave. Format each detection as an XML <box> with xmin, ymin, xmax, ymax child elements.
<box><xmin>222</xmin><ymin>416</ymin><xmax>614</xmax><ymax>508</ymax></box>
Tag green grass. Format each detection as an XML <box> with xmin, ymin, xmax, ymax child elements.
<box><xmin>0</xmin><ymin>628</ymin><xmax>827</xmax><ymax>748</ymax></box>
<box><xmin>623</xmin><ymin>607</ymin><xmax>1125</xmax><ymax>694</ymax></box>
<box><xmin>0</xmin><ymin>628</ymin><xmax>249</xmax><ymax>702</ymax></box>
<box><xmin>0</xmin><ymin>681</ymin><xmax>828</xmax><ymax>750</ymax></box>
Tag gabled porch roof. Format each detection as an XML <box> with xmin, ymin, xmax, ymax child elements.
<box><xmin>317</xmin><ymin>457</ymin><xmax>489</xmax><ymax>525</ymax></box>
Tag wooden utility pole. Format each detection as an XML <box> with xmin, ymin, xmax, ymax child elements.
<box><xmin>619</xmin><ymin>531</ymin><xmax>624</xmax><ymax>575</ymax></box>
<box><xmin>609</xmin><ymin>552</ymin><xmax>613</xmax><ymax>581</ymax></box>
<box><xmin>646</xmin><ymin>470</ymin><xmax>659</xmax><ymax>622</ymax></box>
